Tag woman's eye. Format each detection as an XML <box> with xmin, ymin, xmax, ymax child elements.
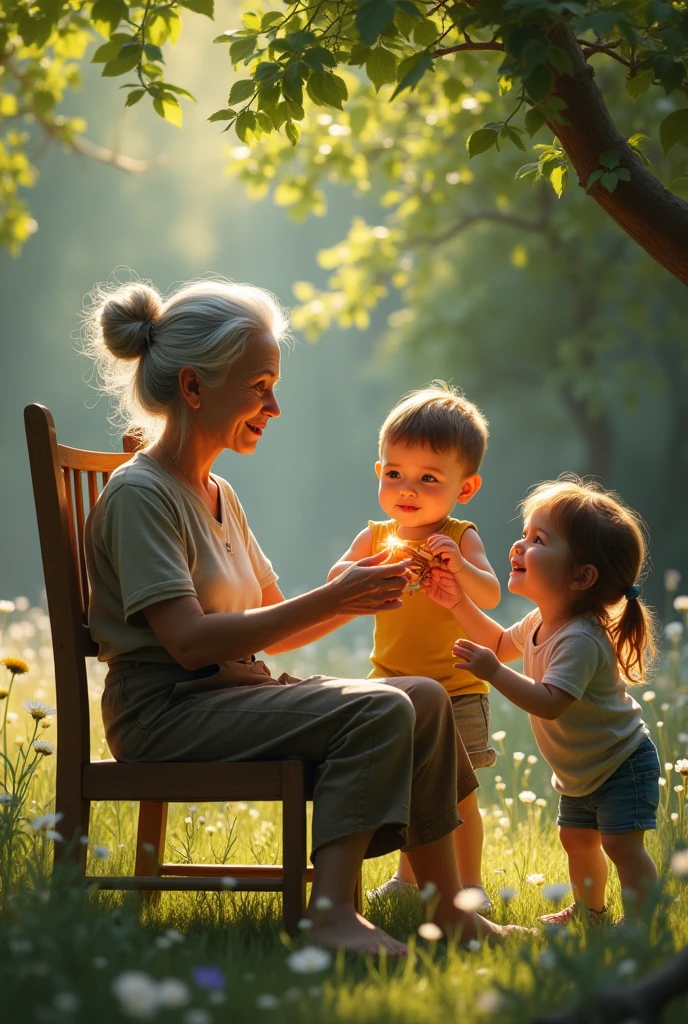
<box><xmin>253</xmin><ymin>381</ymin><xmax>266</xmax><ymax>393</ymax></box>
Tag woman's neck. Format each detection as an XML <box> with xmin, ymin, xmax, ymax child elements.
<box><xmin>154</xmin><ymin>427</ymin><xmax>220</xmax><ymax>490</ymax></box>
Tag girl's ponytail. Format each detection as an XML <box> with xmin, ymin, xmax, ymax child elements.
<box><xmin>609</xmin><ymin>589</ymin><xmax>657</xmax><ymax>682</ymax></box>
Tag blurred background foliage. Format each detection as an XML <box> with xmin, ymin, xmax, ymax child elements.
<box><xmin>1</xmin><ymin>2</ymin><xmax>686</xmax><ymax>621</ymax></box>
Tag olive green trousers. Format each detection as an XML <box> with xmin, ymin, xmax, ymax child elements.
<box><xmin>102</xmin><ymin>661</ymin><xmax>478</xmax><ymax>861</ymax></box>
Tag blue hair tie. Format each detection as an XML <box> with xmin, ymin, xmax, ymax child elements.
<box><xmin>625</xmin><ymin>585</ymin><xmax>642</xmax><ymax>601</ymax></box>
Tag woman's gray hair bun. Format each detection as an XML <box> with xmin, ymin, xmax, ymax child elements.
<box><xmin>99</xmin><ymin>282</ymin><xmax>163</xmax><ymax>360</ymax></box>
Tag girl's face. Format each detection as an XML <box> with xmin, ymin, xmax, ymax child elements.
<box><xmin>191</xmin><ymin>331</ymin><xmax>282</xmax><ymax>455</ymax></box>
<box><xmin>508</xmin><ymin>506</ymin><xmax>574</xmax><ymax>606</ymax></box>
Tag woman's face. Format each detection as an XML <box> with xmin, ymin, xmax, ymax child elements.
<box><xmin>196</xmin><ymin>331</ymin><xmax>282</xmax><ymax>455</ymax></box>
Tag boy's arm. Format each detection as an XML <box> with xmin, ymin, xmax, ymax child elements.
<box><xmin>453</xmin><ymin>641</ymin><xmax>576</xmax><ymax>721</ymax></box>
<box><xmin>426</xmin><ymin>528</ymin><xmax>500</xmax><ymax>610</ymax></box>
<box><xmin>327</xmin><ymin>527</ymin><xmax>374</xmax><ymax>581</ymax></box>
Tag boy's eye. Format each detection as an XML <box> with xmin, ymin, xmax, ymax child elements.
<box><xmin>421</xmin><ymin>475</ymin><xmax>438</xmax><ymax>483</ymax></box>
<box><xmin>386</xmin><ymin>470</ymin><xmax>400</xmax><ymax>479</ymax></box>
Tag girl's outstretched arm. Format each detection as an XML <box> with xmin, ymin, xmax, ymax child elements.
<box><xmin>453</xmin><ymin>640</ymin><xmax>575</xmax><ymax>721</ymax></box>
<box><xmin>421</xmin><ymin>565</ymin><xmax>520</xmax><ymax>662</ymax></box>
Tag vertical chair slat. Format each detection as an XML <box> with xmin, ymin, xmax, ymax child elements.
<box><xmin>87</xmin><ymin>471</ymin><xmax>98</xmax><ymax>511</ymax></box>
<box><xmin>73</xmin><ymin>469</ymin><xmax>89</xmax><ymax>621</ymax></box>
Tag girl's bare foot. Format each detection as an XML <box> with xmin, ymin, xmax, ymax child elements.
<box><xmin>305</xmin><ymin>903</ymin><xmax>408</xmax><ymax>956</ymax></box>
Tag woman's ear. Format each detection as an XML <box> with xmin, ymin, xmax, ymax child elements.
<box><xmin>570</xmin><ymin>564</ymin><xmax>599</xmax><ymax>591</ymax></box>
<box><xmin>179</xmin><ymin>366</ymin><xmax>202</xmax><ymax>409</ymax></box>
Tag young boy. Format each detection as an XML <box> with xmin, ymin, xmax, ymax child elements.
<box><xmin>328</xmin><ymin>382</ymin><xmax>499</xmax><ymax>908</ymax></box>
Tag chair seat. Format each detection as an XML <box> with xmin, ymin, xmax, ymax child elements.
<box><xmin>82</xmin><ymin>758</ymin><xmax>315</xmax><ymax>802</ymax></box>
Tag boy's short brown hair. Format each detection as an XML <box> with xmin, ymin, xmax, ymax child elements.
<box><xmin>378</xmin><ymin>381</ymin><xmax>489</xmax><ymax>474</ymax></box>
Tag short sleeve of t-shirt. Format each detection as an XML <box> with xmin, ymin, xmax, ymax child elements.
<box><xmin>99</xmin><ymin>483</ymin><xmax>196</xmax><ymax>624</ymax></box>
<box><xmin>221</xmin><ymin>483</ymin><xmax>275</xmax><ymax>587</ymax></box>
<box><xmin>540</xmin><ymin>633</ymin><xmax>601</xmax><ymax>700</ymax></box>
<box><xmin>507</xmin><ymin>609</ymin><xmax>540</xmax><ymax>653</ymax></box>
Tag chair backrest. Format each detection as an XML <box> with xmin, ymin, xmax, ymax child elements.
<box><xmin>24</xmin><ymin>404</ymin><xmax>135</xmax><ymax>766</ymax></box>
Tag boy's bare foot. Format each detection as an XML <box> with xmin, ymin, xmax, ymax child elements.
<box><xmin>305</xmin><ymin>903</ymin><xmax>408</xmax><ymax>956</ymax></box>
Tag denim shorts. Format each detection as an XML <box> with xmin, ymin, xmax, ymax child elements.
<box><xmin>557</xmin><ymin>736</ymin><xmax>660</xmax><ymax>834</ymax></box>
<box><xmin>450</xmin><ymin>693</ymin><xmax>496</xmax><ymax>770</ymax></box>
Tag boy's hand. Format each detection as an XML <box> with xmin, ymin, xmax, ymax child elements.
<box><xmin>420</xmin><ymin>564</ymin><xmax>463</xmax><ymax>609</ymax></box>
<box><xmin>426</xmin><ymin>533</ymin><xmax>465</xmax><ymax>576</ymax></box>
<box><xmin>453</xmin><ymin>639</ymin><xmax>500</xmax><ymax>681</ymax></box>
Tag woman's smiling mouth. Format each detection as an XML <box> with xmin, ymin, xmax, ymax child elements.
<box><xmin>246</xmin><ymin>422</ymin><xmax>264</xmax><ymax>436</ymax></box>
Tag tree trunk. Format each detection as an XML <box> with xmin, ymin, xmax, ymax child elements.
<box><xmin>547</xmin><ymin>26</ymin><xmax>688</xmax><ymax>286</ymax></box>
<box><xmin>559</xmin><ymin>386</ymin><xmax>613</xmax><ymax>483</ymax></box>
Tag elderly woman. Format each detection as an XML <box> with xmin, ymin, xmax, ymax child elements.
<box><xmin>83</xmin><ymin>278</ymin><xmax>517</xmax><ymax>954</ymax></box>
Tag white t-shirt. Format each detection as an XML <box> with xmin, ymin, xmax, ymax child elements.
<box><xmin>508</xmin><ymin>609</ymin><xmax>648</xmax><ymax>797</ymax></box>
<box><xmin>85</xmin><ymin>453</ymin><xmax>278</xmax><ymax>663</ymax></box>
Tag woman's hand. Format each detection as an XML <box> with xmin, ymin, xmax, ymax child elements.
<box><xmin>327</xmin><ymin>550</ymin><xmax>412</xmax><ymax>615</ymax></box>
<box><xmin>426</xmin><ymin>533</ymin><xmax>465</xmax><ymax>575</ymax></box>
<box><xmin>453</xmin><ymin>639</ymin><xmax>500</xmax><ymax>681</ymax></box>
<box><xmin>420</xmin><ymin>564</ymin><xmax>463</xmax><ymax>610</ymax></box>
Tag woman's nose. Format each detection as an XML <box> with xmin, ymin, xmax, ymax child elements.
<box><xmin>264</xmin><ymin>392</ymin><xmax>280</xmax><ymax>418</ymax></box>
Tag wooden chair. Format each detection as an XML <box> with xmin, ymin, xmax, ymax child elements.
<box><xmin>24</xmin><ymin>403</ymin><xmax>361</xmax><ymax>932</ymax></box>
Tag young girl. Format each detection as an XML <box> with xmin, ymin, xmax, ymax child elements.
<box><xmin>423</xmin><ymin>476</ymin><xmax>660</xmax><ymax>925</ymax></box>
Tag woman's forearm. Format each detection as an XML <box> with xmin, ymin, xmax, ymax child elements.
<box><xmin>450</xmin><ymin>593</ymin><xmax>505</xmax><ymax>652</ymax></box>
<box><xmin>161</xmin><ymin>585</ymin><xmax>341</xmax><ymax>669</ymax></box>
<box><xmin>264</xmin><ymin>613</ymin><xmax>354</xmax><ymax>654</ymax></box>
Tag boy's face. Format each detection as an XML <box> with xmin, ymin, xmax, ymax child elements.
<box><xmin>375</xmin><ymin>440</ymin><xmax>481</xmax><ymax>529</ymax></box>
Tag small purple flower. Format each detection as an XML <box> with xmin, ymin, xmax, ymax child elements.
<box><xmin>193</xmin><ymin>966</ymin><xmax>226</xmax><ymax>991</ymax></box>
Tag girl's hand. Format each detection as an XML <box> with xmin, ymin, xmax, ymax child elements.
<box><xmin>421</xmin><ymin>564</ymin><xmax>463</xmax><ymax>610</ymax></box>
<box><xmin>453</xmin><ymin>639</ymin><xmax>500</xmax><ymax>681</ymax></box>
<box><xmin>328</xmin><ymin>550</ymin><xmax>412</xmax><ymax>616</ymax></box>
<box><xmin>426</xmin><ymin>533</ymin><xmax>465</xmax><ymax>575</ymax></box>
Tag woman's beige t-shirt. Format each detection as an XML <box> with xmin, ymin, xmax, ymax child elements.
<box><xmin>508</xmin><ymin>610</ymin><xmax>648</xmax><ymax>798</ymax></box>
<box><xmin>85</xmin><ymin>453</ymin><xmax>278</xmax><ymax>663</ymax></box>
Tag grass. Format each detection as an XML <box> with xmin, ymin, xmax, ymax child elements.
<box><xmin>1</xmin><ymin>598</ymin><xmax>688</xmax><ymax>1023</ymax></box>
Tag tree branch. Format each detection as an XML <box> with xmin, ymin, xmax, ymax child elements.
<box><xmin>433</xmin><ymin>41</ymin><xmax>504</xmax><ymax>57</ymax></box>
<box><xmin>546</xmin><ymin>25</ymin><xmax>688</xmax><ymax>285</ymax></box>
<box><xmin>411</xmin><ymin>208</ymin><xmax>548</xmax><ymax>246</ymax></box>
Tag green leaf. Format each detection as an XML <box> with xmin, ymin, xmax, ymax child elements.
<box><xmin>124</xmin><ymin>89</ymin><xmax>145</xmax><ymax>107</ymax></box>
<box><xmin>282</xmin><ymin>61</ymin><xmax>304</xmax><ymax>104</ymax></box>
<box><xmin>443</xmin><ymin>78</ymin><xmax>462</xmax><ymax>103</ymax></box>
<box><xmin>524</xmin><ymin>64</ymin><xmax>553</xmax><ymax>102</ymax></box>
<box><xmin>178</xmin><ymin>0</ymin><xmax>214</xmax><ymax>17</ymax></box>
<box><xmin>143</xmin><ymin>44</ymin><xmax>164</xmax><ymax>64</ymax></box>
<box><xmin>467</xmin><ymin>128</ymin><xmax>497</xmax><ymax>158</ymax></box>
<box><xmin>258</xmin><ymin>83</ymin><xmax>281</xmax><ymax>116</ymax></box>
<box><xmin>505</xmin><ymin>127</ymin><xmax>527</xmax><ymax>152</ymax></box>
<box><xmin>601</xmin><ymin>171</ymin><xmax>619</xmax><ymax>192</ymax></box>
<box><xmin>229</xmin><ymin>79</ymin><xmax>256</xmax><ymax>104</ymax></box>
<box><xmin>236</xmin><ymin>109</ymin><xmax>257</xmax><ymax>142</ymax></box>
<box><xmin>102</xmin><ymin>51</ymin><xmax>140</xmax><ymax>78</ymax></box>
<box><xmin>91</xmin><ymin>0</ymin><xmax>127</xmax><ymax>32</ymax></box>
<box><xmin>254</xmin><ymin>62</ymin><xmax>282</xmax><ymax>82</ymax></box>
<box><xmin>515</xmin><ymin>161</ymin><xmax>539</xmax><ymax>179</ymax></box>
<box><xmin>659</xmin><ymin>109</ymin><xmax>688</xmax><ymax>155</ymax></box>
<box><xmin>91</xmin><ymin>36</ymin><xmax>132</xmax><ymax>63</ymax></box>
<box><xmin>586</xmin><ymin>168</ymin><xmax>604</xmax><ymax>191</ymax></box>
<box><xmin>668</xmin><ymin>172</ymin><xmax>688</xmax><ymax>197</ymax></box>
<box><xmin>547</xmin><ymin>45</ymin><xmax>572</xmax><ymax>76</ymax></box>
<box><xmin>356</xmin><ymin>0</ymin><xmax>397</xmax><ymax>48</ymax></box>
<box><xmin>366</xmin><ymin>46</ymin><xmax>397</xmax><ymax>92</ymax></box>
<box><xmin>349</xmin><ymin>105</ymin><xmax>369</xmax><ymax>137</ymax></box>
<box><xmin>599</xmin><ymin>149</ymin><xmax>620</xmax><ymax>169</ymax></box>
<box><xmin>413</xmin><ymin>17</ymin><xmax>439</xmax><ymax>48</ymax></box>
<box><xmin>152</xmin><ymin>95</ymin><xmax>183</xmax><ymax>128</ymax></box>
<box><xmin>625</xmin><ymin>69</ymin><xmax>653</xmax><ymax>101</ymax></box>
<box><xmin>549</xmin><ymin>164</ymin><xmax>567</xmax><ymax>197</ymax></box>
<box><xmin>303</xmin><ymin>46</ymin><xmax>337</xmax><ymax>71</ymax></box>
<box><xmin>392</xmin><ymin>52</ymin><xmax>432</xmax><ymax>98</ymax></box>
<box><xmin>159</xmin><ymin>84</ymin><xmax>196</xmax><ymax>101</ymax></box>
<box><xmin>285</xmin><ymin>120</ymin><xmax>300</xmax><ymax>146</ymax></box>
<box><xmin>208</xmin><ymin>108</ymin><xmax>237</xmax><ymax>122</ymax></box>
<box><xmin>615</xmin><ymin>167</ymin><xmax>631</xmax><ymax>181</ymax></box>
<box><xmin>230</xmin><ymin>37</ymin><xmax>258</xmax><ymax>64</ymax></box>
<box><xmin>307</xmin><ymin>71</ymin><xmax>344</xmax><ymax>109</ymax></box>
<box><xmin>261</xmin><ymin>11</ymin><xmax>284</xmax><ymax>31</ymax></box>
<box><xmin>524</xmin><ymin>106</ymin><xmax>546</xmax><ymax>137</ymax></box>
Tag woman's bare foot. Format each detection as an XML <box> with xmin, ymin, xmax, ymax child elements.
<box><xmin>435</xmin><ymin>903</ymin><xmax>538</xmax><ymax>945</ymax></box>
<box><xmin>305</xmin><ymin>903</ymin><xmax>408</xmax><ymax>956</ymax></box>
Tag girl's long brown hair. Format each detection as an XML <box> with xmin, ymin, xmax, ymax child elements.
<box><xmin>520</xmin><ymin>476</ymin><xmax>658</xmax><ymax>681</ymax></box>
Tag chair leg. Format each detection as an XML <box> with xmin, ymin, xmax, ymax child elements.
<box><xmin>135</xmin><ymin>801</ymin><xmax>168</xmax><ymax>905</ymax></box>
<box><xmin>281</xmin><ymin>760</ymin><xmax>308</xmax><ymax>936</ymax></box>
<box><xmin>53</xmin><ymin>786</ymin><xmax>90</xmax><ymax>874</ymax></box>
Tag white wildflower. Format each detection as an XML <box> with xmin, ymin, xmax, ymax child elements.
<box><xmin>183</xmin><ymin>816</ymin><xmax>192</xmax><ymax>825</ymax></box>
<box><xmin>617</xmin><ymin>958</ymin><xmax>637</xmax><ymax>977</ymax></box>
<box><xmin>419</xmin><ymin>881</ymin><xmax>437</xmax><ymax>901</ymax></box>
<box><xmin>22</xmin><ymin>699</ymin><xmax>56</xmax><ymax>720</ymax></box>
<box><xmin>661</xmin><ymin>702</ymin><xmax>671</xmax><ymax>711</ymax></box>
<box><xmin>642</xmin><ymin>690</ymin><xmax>656</xmax><ymax>702</ymax></box>
<box><xmin>674</xmin><ymin>785</ymin><xmax>684</xmax><ymax>793</ymax></box>
<box><xmin>519</xmin><ymin>790</ymin><xmax>536</xmax><ymax>804</ymax></box>
<box><xmin>671</xmin><ymin>812</ymin><xmax>679</xmax><ymax>821</ymax></box>
<box><xmin>526</xmin><ymin>873</ymin><xmax>546</xmax><ymax>886</ymax></box>
<box><xmin>675</xmin><ymin>760</ymin><xmax>688</xmax><ymax>776</ymax></box>
<box><xmin>164</xmin><ymin>929</ymin><xmax>185</xmax><ymax>944</ymax></box>
<box><xmin>659</xmin><ymin>777</ymin><xmax>667</xmax><ymax>786</ymax></box>
<box><xmin>0</xmin><ymin>600</ymin><xmax>15</xmax><ymax>613</ymax></box>
<box><xmin>31</xmin><ymin>812</ymin><xmax>63</xmax><ymax>833</ymax></box>
<box><xmin>249</xmin><ymin>808</ymin><xmax>260</xmax><ymax>819</ymax></box>
<box><xmin>477</xmin><ymin>989</ymin><xmax>505</xmax><ymax>1013</ymax></box>
<box><xmin>491</xmin><ymin>731</ymin><xmax>506</xmax><ymax>742</ymax></box>
<box><xmin>498</xmin><ymin>887</ymin><xmax>518</xmax><ymax>903</ymax></box>
<box><xmin>670</xmin><ymin>849</ymin><xmax>688</xmax><ymax>878</ymax></box>
<box><xmin>504</xmin><ymin>798</ymin><xmax>513</xmax><ymax>807</ymax></box>
<box><xmin>536</xmin><ymin>798</ymin><xmax>547</xmax><ymax>807</ymax></box>
<box><xmin>498</xmin><ymin>816</ymin><xmax>510</xmax><ymax>828</ymax></box>
<box><xmin>185</xmin><ymin>1011</ymin><xmax>211</xmax><ymax>1024</ymax></box>
<box><xmin>527</xmin><ymin>755</ymin><xmax>538</xmax><ymax>764</ymax></box>
<box><xmin>665</xmin><ymin>622</ymin><xmax>684</xmax><ymax>641</ymax></box>
<box><xmin>513</xmin><ymin>751</ymin><xmax>525</xmax><ymax>762</ymax></box>
<box><xmin>542</xmin><ymin>883</ymin><xmax>570</xmax><ymax>904</ymax></box>
<box><xmin>297</xmin><ymin>918</ymin><xmax>313</xmax><ymax>931</ymax></box>
<box><xmin>417</xmin><ymin>922</ymin><xmax>443</xmax><ymax>941</ymax></box>
<box><xmin>93</xmin><ymin>956</ymin><xmax>108</xmax><ymax>969</ymax></box>
<box><xmin>495</xmin><ymin>782</ymin><xmax>506</xmax><ymax>792</ymax></box>
<box><xmin>112</xmin><ymin>971</ymin><xmax>159</xmax><ymax>1020</ymax></box>
<box><xmin>220</xmin><ymin>876</ymin><xmax>237</xmax><ymax>889</ymax></box>
<box><xmin>466</xmin><ymin>939</ymin><xmax>482</xmax><ymax>952</ymax></box>
<box><xmin>674</xmin><ymin>595</ymin><xmax>688</xmax><ymax>611</ymax></box>
<box><xmin>157</xmin><ymin>978</ymin><xmax>191</xmax><ymax>1009</ymax></box>
<box><xmin>665</xmin><ymin>570</ymin><xmax>682</xmax><ymax>591</ymax></box>
<box><xmin>92</xmin><ymin>845</ymin><xmax>110</xmax><ymax>860</ymax></box>
<box><xmin>187</xmin><ymin>805</ymin><xmax>198</xmax><ymax>813</ymax></box>
<box><xmin>256</xmin><ymin>994</ymin><xmax>280</xmax><ymax>1010</ymax></box>
<box><xmin>539</xmin><ymin>949</ymin><xmax>556</xmax><ymax>969</ymax></box>
<box><xmin>314</xmin><ymin>896</ymin><xmax>333</xmax><ymax>911</ymax></box>
<box><xmin>665</xmin><ymin>762</ymin><xmax>674</xmax><ymax>772</ymax></box>
<box><xmin>454</xmin><ymin>888</ymin><xmax>489</xmax><ymax>912</ymax></box>
<box><xmin>286</xmin><ymin>946</ymin><xmax>332</xmax><ymax>973</ymax></box>
<box><xmin>657</xmin><ymin>721</ymin><xmax>664</xmax><ymax>728</ymax></box>
<box><xmin>53</xmin><ymin>992</ymin><xmax>79</xmax><ymax>1013</ymax></box>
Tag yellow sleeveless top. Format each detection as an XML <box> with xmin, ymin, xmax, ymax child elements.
<box><xmin>367</xmin><ymin>518</ymin><xmax>489</xmax><ymax>696</ymax></box>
